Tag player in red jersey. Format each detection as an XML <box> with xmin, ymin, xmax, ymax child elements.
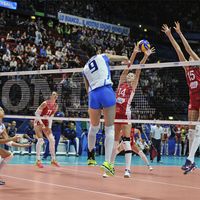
<box><xmin>115</xmin><ymin>127</ymin><xmax>153</xmax><ymax>172</ymax></box>
<box><xmin>162</xmin><ymin>22</ymin><xmax>200</xmax><ymax>173</ymax></box>
<box><xmin>173</xmin><ymin>125</ymin><xmax>182</xmax><ymax>156</ymax></box>
<box><xmin>109</xmin><ymin>44</ymin><xmax>155</xmax><ymax>178</ymax></box>
<box><xmin>34</xmin><ymin>91</ymin><xmax>59</xmax><ymax>168</ymax></box>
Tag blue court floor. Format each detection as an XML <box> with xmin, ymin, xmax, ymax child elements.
<box><xmin>9</xmin><ymin>155</ymin><xmax>200</xmax><ymax>167</ymax></box>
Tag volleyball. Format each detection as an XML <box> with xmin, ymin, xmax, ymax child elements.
<box><xmin>138</xmin><ymin>39</ymin><xmax>151</xmax><ymax>52</ymax></box>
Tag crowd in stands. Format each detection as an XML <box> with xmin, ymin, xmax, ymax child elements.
<box><xmin>0</xmin><ymin>1</ymin><xmax>199</xmax><ymax>120</ymax></box>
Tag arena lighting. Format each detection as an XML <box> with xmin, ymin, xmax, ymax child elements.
<box><xmin>31</xmin><ymin>16</ymin><xmax>36</xmax><ymax>20</ymax></box>
<box><xmin>139</xmin><ymin>24</ymin><xmax>142</xmax><ymax>28</ymax></box>
<box><xmin>0</xmin><ymin>0</ymin><xmax>17</xmax><ymax>10</ymax></box>
<box><xmin>168</xmin><ymin>116</ymin><xmax>174</xmax><ymax>120</ymax></box>
<box><xmin>144</xmin><ymin>28</ymin><xmax>148</xmax><ymax>32</ymax></box>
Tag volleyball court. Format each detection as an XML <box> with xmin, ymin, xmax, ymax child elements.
<box><xmin>1</xmin><ymin>60</ymin><xmax>200</xmax><ymax>200</ymax></box>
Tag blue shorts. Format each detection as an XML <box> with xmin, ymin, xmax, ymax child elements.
<box><xmin>89</xmin><ymin>85</ymin><xmax>116</xmax><ymax>109</ymax></box>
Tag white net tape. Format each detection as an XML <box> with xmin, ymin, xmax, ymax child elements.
<box><xmin>0</xmin><ymin>60</ymin><xmax>200</xmax><ymax>76</ymax></box>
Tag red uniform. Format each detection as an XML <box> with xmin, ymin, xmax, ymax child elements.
<box><xmin>185</xmin><ymin>66</ymin><xmax>200</xmax><ymax>110</ymax></box>
<box><xmin>35</xmin><ymin>100</ymin><xmax>57</xmax><ymax>127</ymax></box>
<box><xmin>175</xmin><ymin>126</ymin><xmax>181</xmax><ymax>139</ymax></box>
<box><xmin>115</xmin><ymin>82</ymin><xmax>135</xmax><ymax>124</ymax></box>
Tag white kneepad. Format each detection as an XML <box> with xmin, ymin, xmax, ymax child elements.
<box><xmin>89</xmin><ymin>124</ymin><xmax>100</xmax><ymax>136</ymax></box>
<box><xmin>105</xmin><ymin>125</ymin><xmax>114</xmax><ymax>135</ymax></box>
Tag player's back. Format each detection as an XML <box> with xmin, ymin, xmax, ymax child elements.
<box><xmin>83</xmin><ymin>54</ymin><xmax>112</xmax><ymax>92</ymax></box>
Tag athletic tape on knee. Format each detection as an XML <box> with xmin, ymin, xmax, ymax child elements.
<box><xmin>89</xmin><ymin>124</ymin><xmax>100</xmax><ymax>136</ymax></box>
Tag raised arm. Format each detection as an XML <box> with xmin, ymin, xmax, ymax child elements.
<box><xmin>131</xmin><ymin>47</ymin><xmax>155</xmax><ymax>91</ymax></box>
<box><xmin>105</xmin><ymin>54</ymin><xmax>128</xmax><ymax>63</ymax></box>
<box><xmin>161</xmin><ymin>24</ymin><xmax>186</xmax><ymax>62</ymax></box>
<box><xmin>174</xmin><ymin>21</ymin><xmax>199</xmax><ymax>60</ymax></box>
<box><xmin>119</xmin><ymin>44</ymin><xmax>140</xmax><ymax>85</ymax></box>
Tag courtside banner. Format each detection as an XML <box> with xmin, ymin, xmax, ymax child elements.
<box><xmin>0</xmin><ymin>0</ymin><xmax>17</xmax><ymax>10</ymax></box>
<box><xmin>58</xmin><ymin>12</ymin><xmax>130</xmax><ymax>36</ymax></box>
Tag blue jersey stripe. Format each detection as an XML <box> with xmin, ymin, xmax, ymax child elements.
<box><xmin>102</xmin><ymin>54</ymin><xmax>111</xmax><ymax>80</ymax></box>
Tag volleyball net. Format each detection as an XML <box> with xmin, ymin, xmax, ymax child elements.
<box><xmin>1</xmin><ymin>60</ymin><xmax>200</xmax><ymax>126</ymax></box>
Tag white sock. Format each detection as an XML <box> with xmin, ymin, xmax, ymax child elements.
<box><xmin>36</xmin><ymin>138</ymin><xmax>44</xmax><ymax>161</ymax></box>
<box><xmin>161</xmin><ymin>142</ymin><xmax>164</xmax><ymax>155</ymax></box>
<box><xmin>187</xmin><ymin>126</ymin><xmax>200</xmax><ymax>163</ymax></box>
<box><xmin>138</xmin><ymin>150</ymin><xmax>149</xmax><ymax>165</ymax></box>
<box><xmin>110</xmin><ymin>141</ymin><xmax>119</xmax><ymax>164</ymax></box>
<box><xmin>174</xmin><ymin>144</ymin><xmax>178</xmax><ymax>155</ymax></box>
<box><xmin>179</xmin><ymin>144</ymin><xmax>182</xmax><ymax>156</ymax></box>
<box><xmin>123</xmin><ymin>140</ymin><xmax>132</xmax><ymax>170</ymax></box>
<box><xmin>104</xmin><ymin>125</ymin><xmax>114</xmax><ymax>163</ymax></box>
<box><xmin>166</xmin><ymin>143</ymin><xmax>169</xmax><ymax>155</ymax></box>
<box><xmin>188</xmin><ymin>129</ymin><xmax>195</xmax><ymax>152</ymax></box>
<box><xmin>48</xmin><ymin>134</ymin><xmax>56</xmax><ymax>160</ymax></box>
<box><xmin>88</xmin><ymin>125</ymin><xmax>100</xmax><ymax>152</ymax></box>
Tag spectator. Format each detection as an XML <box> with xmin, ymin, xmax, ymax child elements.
<box><xmin>35</xmin><ymin>29</ymin><xmax>42</xmax><ymax>46</ymax></box>
<box><xmin>62</xmin><ymin>122</ymin><xmax>79</xmax><ymax>156</ymax></box>
<box><xmin>10</xmin><ymin>57</ymin><xmax>17</xmax><ymax>71</ymax></box>
<box><xmin>40</xmin><ymin>46</ymin><xmax>47</xmax><ymax>57</ymax></box>
<box><xmin>23</xmin><ymin>120</ymin><xmax>37</xmax><ymax>154</ymax></box>
<box><xmin>150</xmin><ymin>124</ymin><xmax>163</xmax><ymax>163</ymax></box>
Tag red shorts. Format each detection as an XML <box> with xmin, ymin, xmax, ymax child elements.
<box><xmin>188</xmin><ymin>93</ymin><xmax>200</xmax><ymax>111</ymax></box>
<box><xmin>115</xmin><ymin>112</ymin><xmax>128</xmax><ymax>125</ymax></box>
<box><xmin>176</xmin><ymin>133</ymin><xmax>181</xmax><ymax>139</ymax></box>
<box><xmin>163</xmin><ymin>133</ymin><xmax>168</xmax><ymax>140</ymax></box>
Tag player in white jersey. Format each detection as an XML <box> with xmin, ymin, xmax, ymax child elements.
<box><xmin>0</xmin><ymin>107</ymin><xmax>31</xmax><ymax>185</ymax></box>
<box><xmin>81</xmin><ymin>41</ymin><xmax>128</xmax><ymax>176</ymax></box>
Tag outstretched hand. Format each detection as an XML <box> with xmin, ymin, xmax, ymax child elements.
<box><xmin>173</xmin><ymin>21</ymin><xmax>181</xmax><ymax>34</ymax></box>
<box><xmin>133</xmin><ymin>43</ymin><xmax>140</xmax><ymax>53</ymax></box>
<box><xmin>161</xmin><ymin>24</ymin><xmax>171</xmax><ymax>36</ymax></box>
<box><xmin>145</xmin><ymin>47</ymin><xmax>155</xmax><ymax>56</ymax></box>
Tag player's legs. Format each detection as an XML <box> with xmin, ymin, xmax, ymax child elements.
<box><xmin>87</xmin><ymin>108</ymin><xmax>101</xmax><ymax>165</ymax></box>
<box><xmin>103</xmin><ymin>105</ymin><xmax>115</xmax><ymax>162</ymax></box>
<box><xmin>110</xmin><ymin>124</ymin><xmax>122</xmax><ymax>164</ymax></box>
<box><xmin>132</xmin><ymin>142</ymin><xmax>152</xmax><ymax>170</ymax></box>
<box><xmin>174</xmin><ymin>136</ymin><xmax>178</xmax><ymax>156</ymax></box>
<box><xmin>121</xmin><ymin>124</ymin><xmax>132</xmax><ymax>177</ymax></box>
<box><xmin>0</xmin><ymin>148</ymin><xmax>13</xmax><ymax>185</ymax></box>
<box><xmin>43</xmin><ymin>128</ymin><xmax>60</xmax><ymax>167</ymax></box>
<box><xmin>188</xmin><ymin>109</ymin><xmax>199</xmax><ymax>151</ymax></box>
<box><xmin>34</xmin><ymin>124</ymin><xmax>45</xmax><ymax>168</ymax></box>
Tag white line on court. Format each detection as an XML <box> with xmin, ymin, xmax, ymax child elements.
<box><xmin>1</xmin><ymin>174</ymin><xmax>142</xmax><ymax>200</ymax></box>
<box><xmin>57</xmin><ymin>166</ymin><xmax>200</xmax><ymax>190</ymax></box>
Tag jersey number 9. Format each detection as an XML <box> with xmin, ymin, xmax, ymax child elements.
<box><xmin>89</xmin><ymin>60</ymin><xmax>98</xmax><ymax>73</ymax></box>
